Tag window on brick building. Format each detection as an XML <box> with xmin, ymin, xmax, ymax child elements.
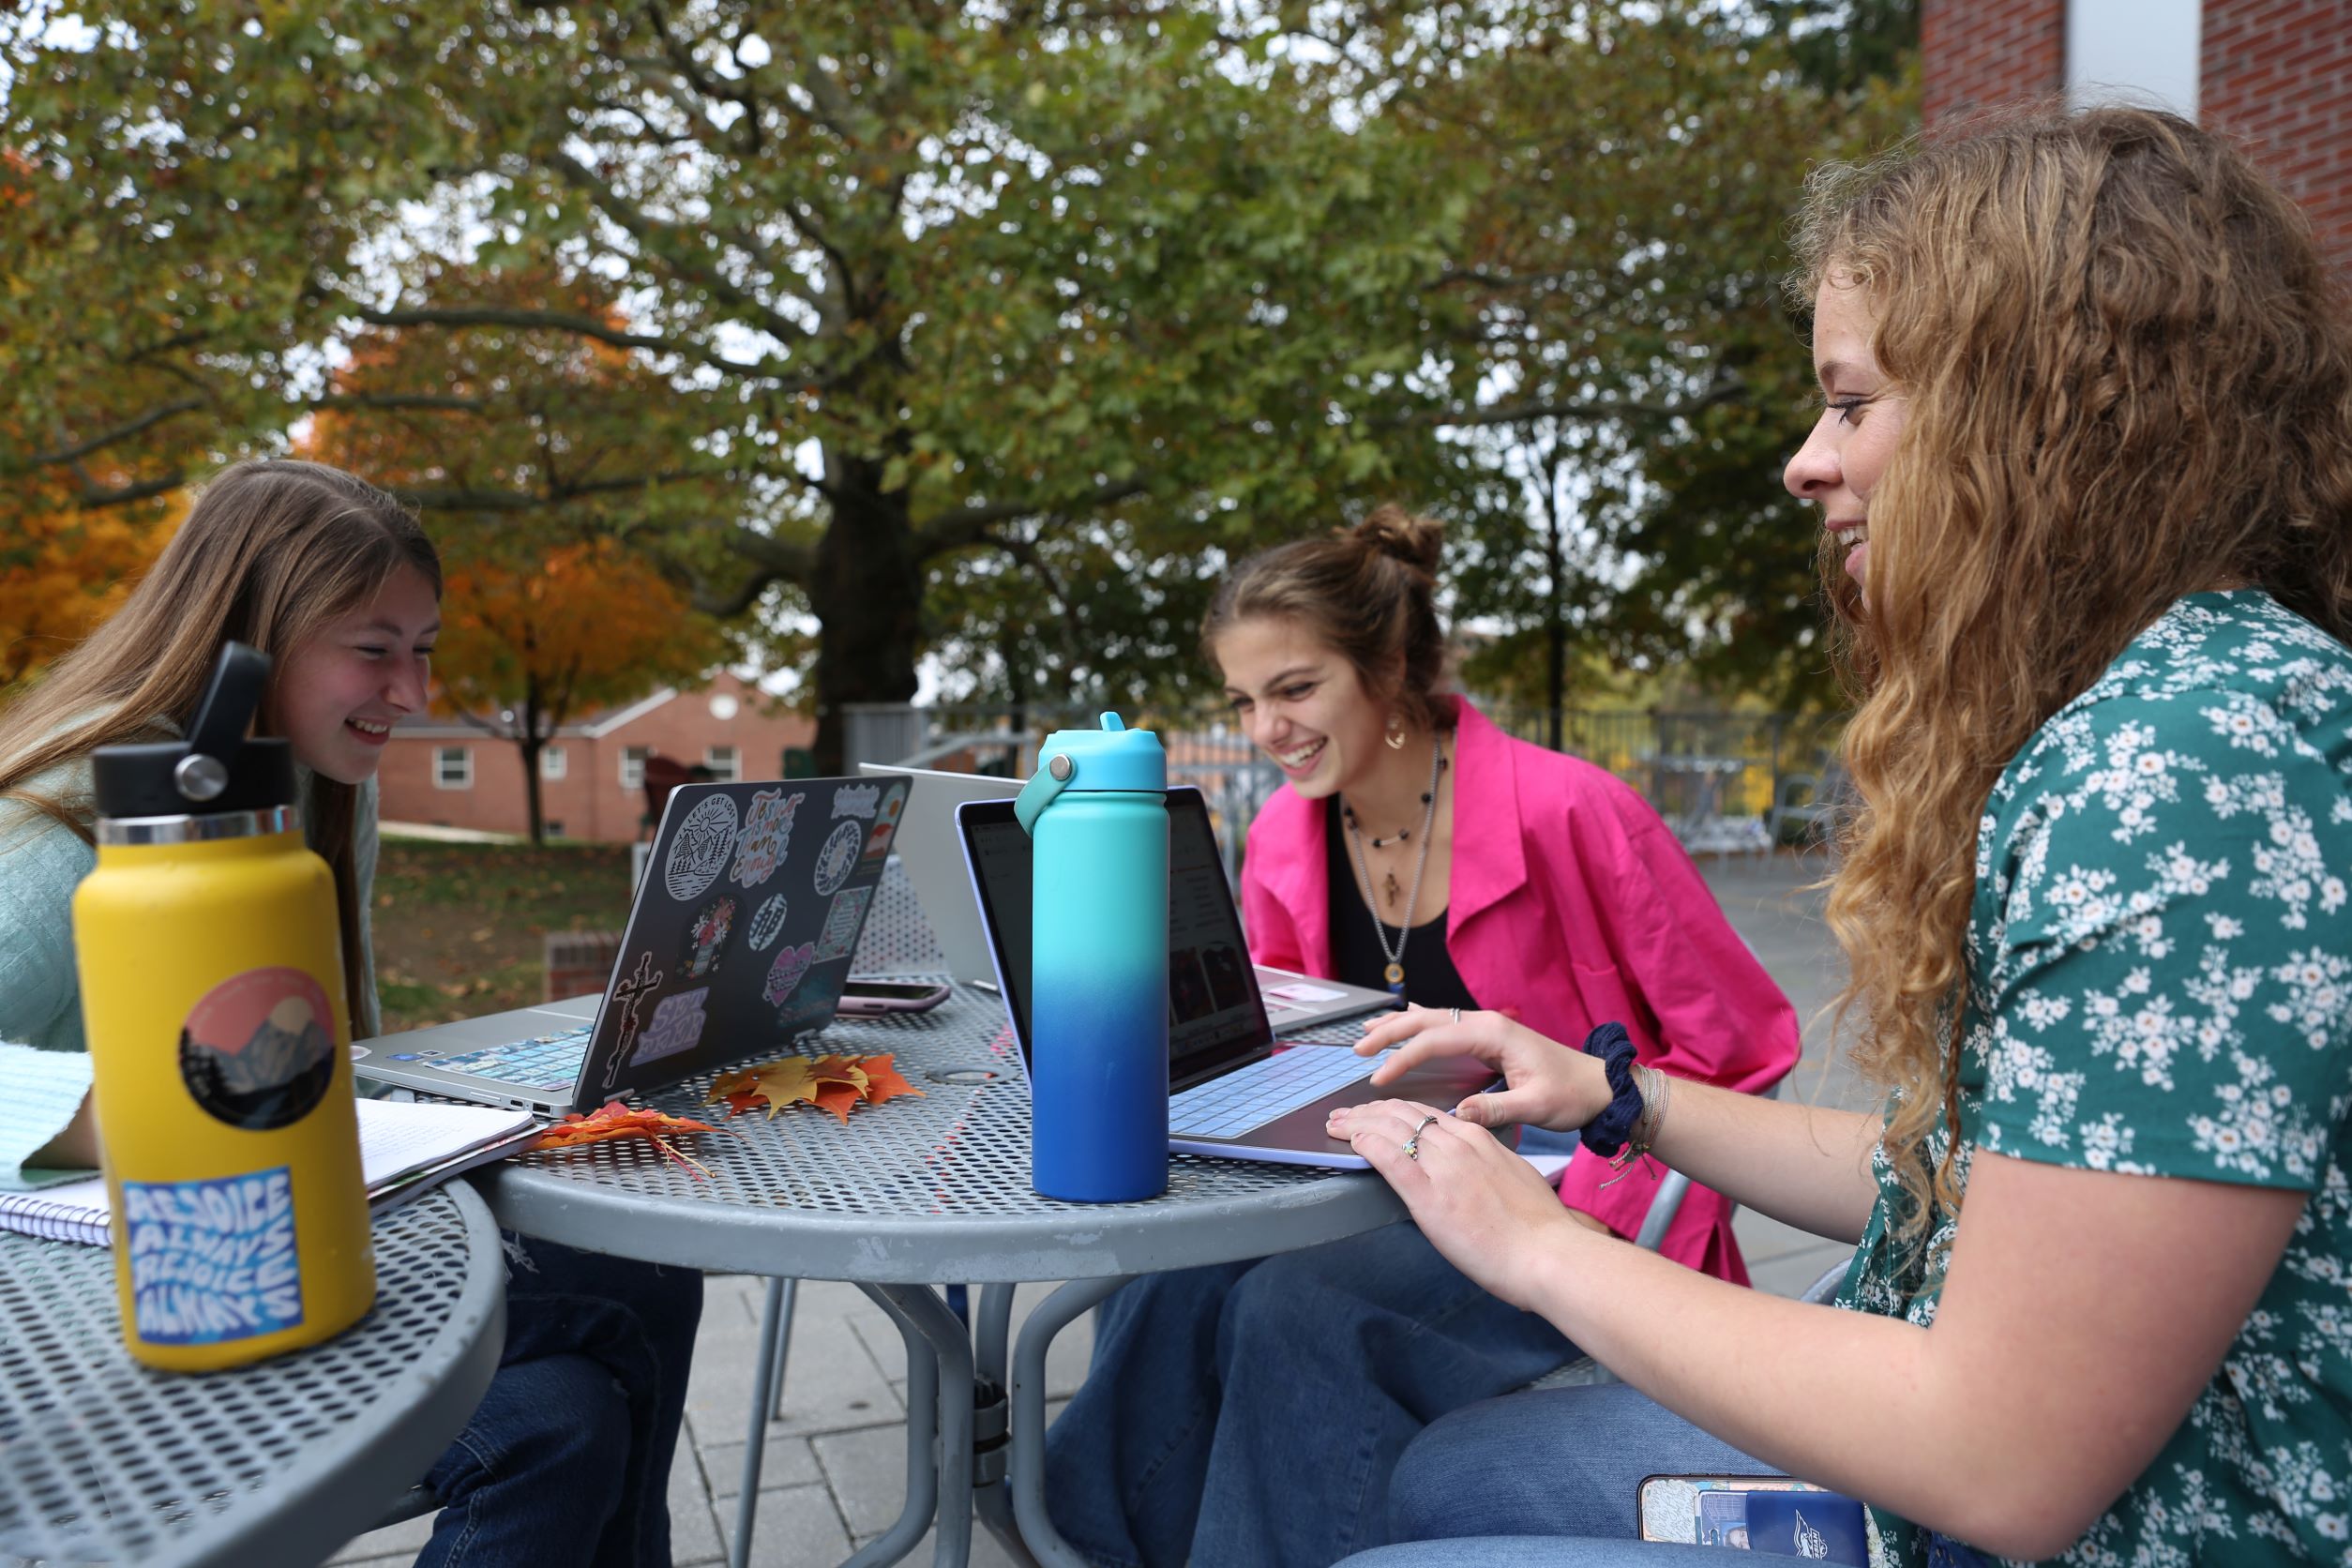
<box><xmin>704</xmin><ymin>745</ymin><xmax>740</xmax><ymax>782</ymax></box>
<box><xmin>433</xmin><ymin>746</ymin><xmax>473</xmax><ymax>790</ymax></box>
<box><xmin>545</xmin><ymin>820</ymin><xmax>565</xmax><ymax>838</ymax></box>
<box><xmin>540</xmin><ymin>745</ymin><xmax>566</xmax><ymax>780</ymax></box>
<box><xmin>620</xmin><ymin>746</ymin><xmax>650</xmax><ymax>790</ymax></box>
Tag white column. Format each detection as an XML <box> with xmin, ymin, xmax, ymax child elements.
<box><xmin>2066</xmin><ymin>0</ymin><xmax>2202</xmax><ymax>119</ymax></box>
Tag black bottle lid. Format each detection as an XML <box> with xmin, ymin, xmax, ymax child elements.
<box><xmin>91</xmin><ymin>642</ymin><xmax>297</xmax><ymax>821</ymax></box>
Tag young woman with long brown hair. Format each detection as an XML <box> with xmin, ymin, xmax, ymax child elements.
<box><xmin>1325</xmin><ymin>106</ymin><xmax>2352</xmax><ymax>1566</ymax></box>
<box><xmin>1044</xmin><ymin>508</ymin><xmax>1801</xmax><ymax>1568</ymax></box>
<box><xmin>0</xmin><ymin>460</ymin><xmax>704</xmax><ymax>1567</ymax></box>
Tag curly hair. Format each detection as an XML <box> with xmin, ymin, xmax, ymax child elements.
<box><xmin>1792</xmin><ymin>106</ymin><xmax>2352</xmax><ymax>1240</ymax></box>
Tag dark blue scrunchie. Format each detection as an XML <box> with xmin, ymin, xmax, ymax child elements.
<box><xmin>1576</xmin><ymin>1021</ymin><xmax>1644</xmax><ymax>1159</ymax></box>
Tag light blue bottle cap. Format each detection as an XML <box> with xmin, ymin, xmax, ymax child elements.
<box><xmin>1014</xmin><ymin>711</ymin><xmax>1167</xmax><ymax>834</ymax></box>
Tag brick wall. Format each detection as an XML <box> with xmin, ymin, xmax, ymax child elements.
<box><xmin>1921</xmin><ymin>0</ymin><xmax>2066</xmax><ymax>121</ymax></box>
<box><xmin>2202</xmin><ymin>0</ymin><xmax>2352</xmax><ymax>271</ymax></box>
<box><xmin>376</xmin><ymin>673</ymin><xmax>816</xmax><ymax>841</ymax></box>
<box><xmin>1921</xmin><ymin>0</ymin><xmax>2351</xmax><ymax>275</ymax></box>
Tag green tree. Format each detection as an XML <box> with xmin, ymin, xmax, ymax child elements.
<box><xmin>1432</xmin><ymin>5</ymin><xmax>1916</xmax><ymax>713</ymax></box>
<box><xmin>3</xmin><ymin>1</ymin><xmax>1914</xmax><ymax>745</ymax></box>
<box><xmin>2</xmin><ymin>1</ymin><xmax>1473</xmax><ymax>765</ymax></box>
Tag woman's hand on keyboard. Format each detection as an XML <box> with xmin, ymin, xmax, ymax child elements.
<box><xmin>1350</xmin><ymin>1005</ymin><xmax>1606</xmax><ymax>1134</ymax></box>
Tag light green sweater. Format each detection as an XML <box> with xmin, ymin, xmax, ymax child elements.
<box><xmin>0</xmin><ymin>752</ymin><xmax>381</xmax><ymax>1188</ymax></box>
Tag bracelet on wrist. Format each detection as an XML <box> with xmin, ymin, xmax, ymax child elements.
<box><xmin>1577</xmin><ymin>1023</ymin><xmax>1670</xmax><ymax>1186</ymax></box>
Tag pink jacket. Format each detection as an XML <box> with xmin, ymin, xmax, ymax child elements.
<box><xmin>1239</xmin><ymin>700</ymin><xmax>1800</xmax><ymax>1283</ymax></box>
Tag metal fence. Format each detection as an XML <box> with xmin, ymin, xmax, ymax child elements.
<box><xmin>845</xmin><ymin>701</ymin><xmax>1846</xmax><ymax>872</ymax></box>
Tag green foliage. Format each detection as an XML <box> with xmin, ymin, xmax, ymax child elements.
<box><xmin>1</xmin><ymin>1</ymin><xmax>1917</xmax><ymax>746</ymax></box>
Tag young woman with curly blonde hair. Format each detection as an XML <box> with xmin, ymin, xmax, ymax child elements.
<box><xmin>1326</xmin><ymin>106</ymin><xmax>2352</xmax><ymax>1566</ymax></box>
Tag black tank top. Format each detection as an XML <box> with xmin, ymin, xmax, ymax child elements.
<box><xmin>1323</xmin><ymin>798</ymin><xmax>1479</xmax><ymax>1011</ymax></box>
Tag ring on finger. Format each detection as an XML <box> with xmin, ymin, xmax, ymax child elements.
<box><xmin>1449</xmin><ymin>1006</ymin><xmax>1462</xmax><ymax>1024</ymax></box>
<box><xmin>1400</xmin><ymin>1112</ymin><xmax>1440</xmax><ymax>1161</ymax></box>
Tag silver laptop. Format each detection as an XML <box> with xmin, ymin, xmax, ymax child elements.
<box><xmin>956</xmin><ymin>788</ymin><xmax>1493</xmax><ymax>1169</ymax></box>
<box><xmin>857</xmin><ymin>762</ymin><xmax>1022</xmax><ymax>987</ymax></box>
<box><xmin>356</xmin><ymin>776</ymin><xmax>907</xmax><ymax>1114</ymax></box>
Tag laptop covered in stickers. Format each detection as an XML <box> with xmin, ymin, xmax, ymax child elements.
<box><xmin>354</xmin><ymin>775</ymin><xmax>913</xmax><ymax>1114</ymax></box>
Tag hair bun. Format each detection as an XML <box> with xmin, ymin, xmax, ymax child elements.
<box><xmin>1349</xmin><ymin>504</ymin><xmax>1445</xmax><ymax>580</ymax></box>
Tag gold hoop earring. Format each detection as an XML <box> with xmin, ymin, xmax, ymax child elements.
<box><xmin>1384</xmin><ymin>715</ymin><xmax>1407</xmax><ymax>750</ymax></box>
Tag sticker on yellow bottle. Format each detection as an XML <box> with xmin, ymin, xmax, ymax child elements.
<box><xmin>178</xmin><ymin>966</ymin><xmax>336</xmax><ymax>1131</ymax></box>
<box><xmin>122</xmin><ymin>1167</ymin><xmax>303</xmax><ymax>1344</ymax></box>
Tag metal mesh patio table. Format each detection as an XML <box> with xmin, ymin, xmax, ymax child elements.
<box><xmin>0</xmin><ymin>1182</ymin><xmax>505</xmax><ymax>1568</ymax></box>
<box><xmin>475</xmin><ymin>982</ymin><xmax>1407</xmax><ymax>1568</ymax></box>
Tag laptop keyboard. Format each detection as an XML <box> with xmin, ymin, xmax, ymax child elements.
<box><xmin>393</xmin><ymin>1026</ymin><xmax>592</xmax><ymax>1093</ymax></box>
<box><xmin>1169</xmin><ymin>1046</ymin><xmax>1399</xmax><ymax>1140</ymax></box>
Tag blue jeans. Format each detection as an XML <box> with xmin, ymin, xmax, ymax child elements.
<box><xmin>1043</xmin><ymin>1221</ymin><xmax>1580</xmax><ymax>1568</ymax></box>
<box><xmin>1334</xmin><ymin>1383</ymin><xmax>1990</xmax><ymax>1568</ymax></box>
<box><xmin>417</xmin><ymin>1234</ymin><xmax>702</xmax><ymax>1568</ymax></box>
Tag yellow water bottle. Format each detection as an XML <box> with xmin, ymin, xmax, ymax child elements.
<box><xmin>72</xmin><ymin>641</ymin><xmax>375</xmax><ymax>1370</ymax></box>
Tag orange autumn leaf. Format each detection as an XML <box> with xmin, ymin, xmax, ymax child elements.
<box><xmin>710</xmin><ymin>1059</ymin><xmax>823</xmax><ymax>1118</ymax></box>
<box><xmin>705</xmin><ymin>1052</ymin><xmax>924</xmax><ymax>1122</ymax></box>
<box><xmin>812</xmin><ymin>1080</ymin><xmax>863</xmax><ymax>1124</ymax></box>
<box><xmin>807</xmin><ymin>1055</ymin><xmax>869</xmax><ymax>1093</ymax></box>
<box><xmin>530</xmin><ymin>1100</ymin><xmax>723</xmax><ymax>1177</ymax></box>
<box><xmin>857</xmin><ymin>1054</ymin><xmax>925</xmax><ymax>1108</ymax></box>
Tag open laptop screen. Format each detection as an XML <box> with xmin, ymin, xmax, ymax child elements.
<box><xmin>958</xmin><ymin>788</ymin><xmax>1275</xmax><ymax>1088</ymax></box>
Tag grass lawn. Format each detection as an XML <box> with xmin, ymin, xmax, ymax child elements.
<box><xmin>371</xmin><ymin>838</ymin><xmax>633</xmax><ymax>1033</ymax></box>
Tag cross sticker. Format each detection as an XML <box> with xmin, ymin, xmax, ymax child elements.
<box><xmin>600</xmin><ymin>951</ymin><xmax>665</xmax><ymax>1091</ymax></box>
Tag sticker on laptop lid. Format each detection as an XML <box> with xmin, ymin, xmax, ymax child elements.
<box><xmin>666</xmin><ymin>792</ymin><xmax>739</xmax><ymax>902</ymax></box>
<box><xmin>811</xmin><ymin>820</ymin><xmax>863</xmax><ymax>896</ymax></box>
<box><xmin>633</xmin><ymin>987</ymin><xmax>711</xmax><ymax>1066</ymax></box>
<box><xmin>684</xmin><ymin>895</ymin><xmax>736</xmax><ymax>978</ymax></box>
<box><xmin>813</xmin><ymin>884</ymin><xmax>874</xmax><ymax>961</ymax></box>
<box><xmin>762</xmin><ymin>941</ymin><xmax>817</xmax><ymax>1007</ymax></box>
<box><xmin>599</xmin><ymin>952</ymin><xmax>665</xmax><ymax>1092</ymax></box>
<box><xmin>776</xmin><ymin>962</ymin><xmax>849</xmax><ymax>1033</ymax></box>
<box><xmin>860</xmin><ymin>780</ymin><xmax>910</xmax><ymax>868</ymax></box>
<box><xmin>832</xmin><ymin>782</ymin><xmax>881</xmax><ymax>819</ymax></box>
<box><xmin>731</xmin><ymin>787</ymin><xmax>801</xmax><ymax>890</ymax></box>
<box><xmin>746</xmin><ymin>892</ymin><xmax>790</xmax><ymax>952</ymax></box>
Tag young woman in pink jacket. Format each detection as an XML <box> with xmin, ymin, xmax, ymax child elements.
<box><xmin>1041</xmin><ymin>506</ymin><xmax>1801</xmax><ymax>1568</ymax></box>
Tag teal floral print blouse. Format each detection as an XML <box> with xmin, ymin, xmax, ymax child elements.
<box><xmin>1837</xmin><ymin>591</ymin><xmax>2352</xmax><ymax>1567</ymax></box>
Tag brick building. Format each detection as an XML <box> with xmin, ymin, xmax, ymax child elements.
<box><xmin>376</xmin><ymin>671</ymin><xmax>816</xmax><ymax>841</ymax></box>
<box><xmin>1922</xmin><ymin>0</ymin><xmax>2352</xmax><ymax>270</ymax></box>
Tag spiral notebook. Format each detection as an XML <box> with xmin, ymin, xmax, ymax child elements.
<box><xmin>0</xmin><ymin>1098</ymin><xmax>538</xmax><ymax>1247</ymax></box>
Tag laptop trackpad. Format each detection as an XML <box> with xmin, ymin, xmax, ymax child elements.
<box><xmin>1259</xmin><ymin>1054</ymin><xmax>1500</xmax><ymax>1153</ymax></box>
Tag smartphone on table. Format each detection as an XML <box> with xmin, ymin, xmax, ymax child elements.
<box><xmin>837</xmin><ymin>976</ymin><xmax>953</xmax><ymax>1016</ymax></box>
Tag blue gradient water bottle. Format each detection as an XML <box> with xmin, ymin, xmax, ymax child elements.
<box><xmin>1015</xmin><ymin>713</ymin><xmax>1169</xmax><ymax>1202</ymax></box>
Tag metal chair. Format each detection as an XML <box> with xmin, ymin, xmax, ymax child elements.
<box><xmin>1767</xmin><ymin>763</ymin><xmax>1851</xmax><ymax>852</ymax></box>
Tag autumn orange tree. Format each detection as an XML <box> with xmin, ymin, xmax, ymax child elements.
<box><xmin>0</xmin><ymin>151</ymin><xmax>186</xmax><ymax>691</ymax></box>
<box><xmin>308</xmin><ymin>290</ymin><xmax>732</xmax><ymax>843</ymax></box>
<box><xmin>432</xmin><ymin>538</ymin><xmax>730</xmax><ymax>844</ymax></box>
<box><xmin>0</xmin><ymin>492</ymin><xmax>178</xmax><ymax>690</ymax></box>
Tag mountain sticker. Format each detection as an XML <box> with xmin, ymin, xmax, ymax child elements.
<box><xmin>179</xmin><ymin>967</ymin><xmax>338</xmax><ymax>1132</ymax></box>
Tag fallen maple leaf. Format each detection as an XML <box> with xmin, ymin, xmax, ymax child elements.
<box><xmin>702</xmin><ymin>1051</ymin><xmax>926</xmax><ymax>1122</ymax></box>
<box><xmin>710</xmin><ymin>1059</ymin><xmax>825</xmax><ymax>1119</ymax></box>
<box><xmin>812</xmin><ymin>1080</ymin><xmax>862</xmax><ymax>1123</ymax></box>
<box><xmin>530</xmin><ymin>1101</ymin><xmax>724</xmax><ymax>1177</ymax></box>
<box><xmin>858</xmin><ymin>1054</ymin><xmax>924</xmax><ymax>1108</ymax></box>
<box><xmin>807</xmin><ymin>1055</ymin><xmax>869</xmax><ymax>1093</ymax></box>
